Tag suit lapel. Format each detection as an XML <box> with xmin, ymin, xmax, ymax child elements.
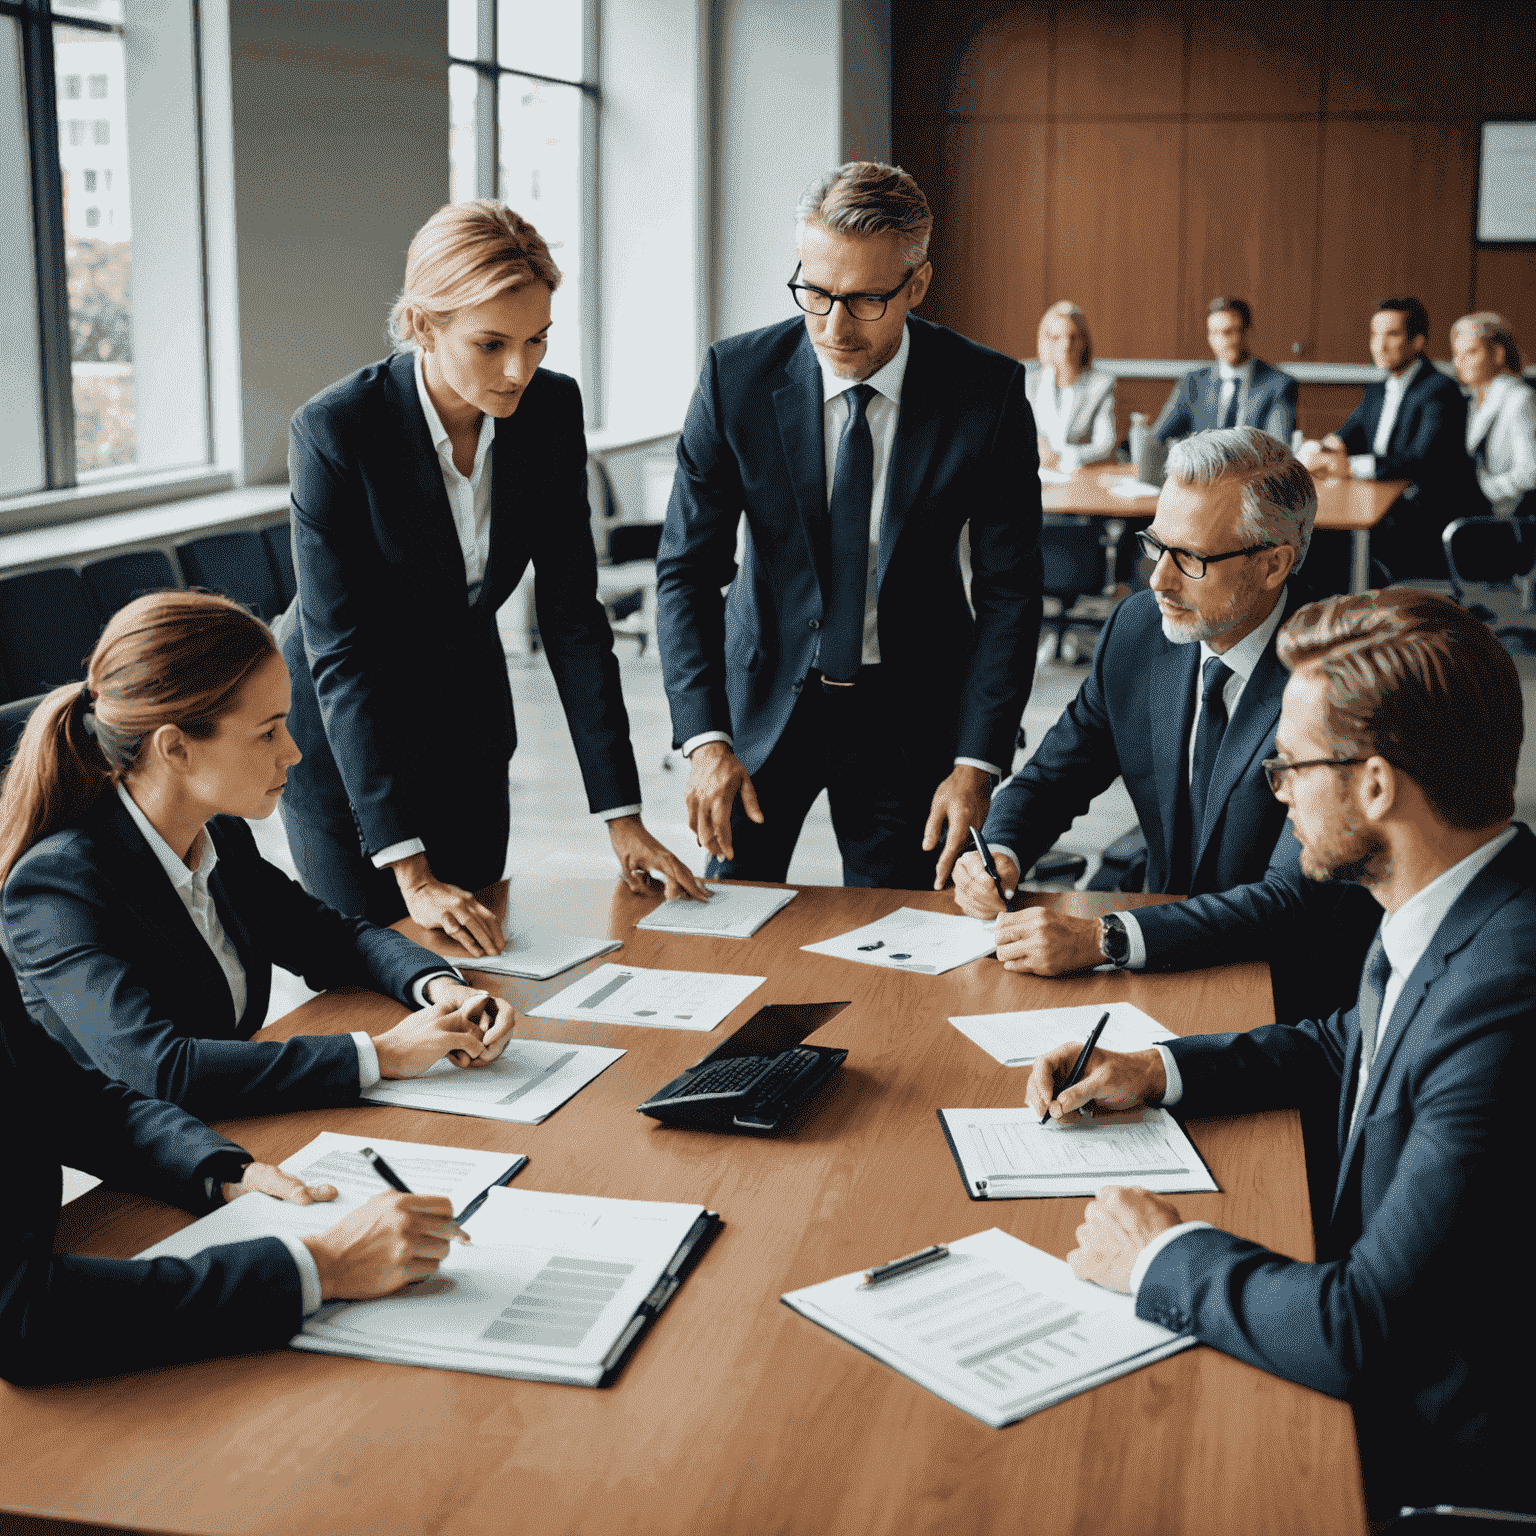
<box><xmin>880</xmin><ymin>321</ymin><xmax>942</xmax><ymax>591</ymax></box>
<box><xmin>1149</xmin><ymin>642</ymin><xmax>1200</xmax><ymax>868</ymax></box>
<box><xmin>772</xmin><ymin>336</ymin><xmax>831</xmax><ymax>593</ymax></box>
<box><xmin>384</xmin><ymin>352</ymin><xmax>468</xmax><ymax>594</ymax></box>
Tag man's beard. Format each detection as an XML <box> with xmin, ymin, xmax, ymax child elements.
<box><xmin>1158</xmin><ymin>583</ymin><xmax>1251</xmax><ymax>645</ymax></box>
<box><xmin>1299</xmin><ymin>817</ymin><xmax>1388</xmax><ymax>887</ymax></box>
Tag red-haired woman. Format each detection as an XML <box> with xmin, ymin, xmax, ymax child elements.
<box><xmin>0</xmin><ymin>592</ymin><xmax>513</xmax><ymax>1120</ymax></box>
<box><xmin>277</xmin><ymin>199</ymin><xmax>703</xmax><ymax>950</ymax></box>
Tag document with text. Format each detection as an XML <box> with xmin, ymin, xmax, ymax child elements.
<box><xmin>526</xmin><ymin>963</ymin><xmax>764</xmax><ymax>1031</ymax></box>
<box><xmin>801</xmin><ymin>907</ymin><xmax>997</xmax><ymax>975</ymax></box>
<box><xmin>461</xmin><ymin>924</ymin><xmax>622</xmax><ymax>980</ymax></box>
<box><xmin>635</xmin><ymin>883</ymin><xmax>797</xmax><ymax>939</ymax></box>
<box><xmin>937</xmin><ymin>1106</ymin><xmax>1217</xmax><ymax>1198</ymax></box>
<box><xmin>949</xmin><ymin>1002</ymin><xmax>1177</xmax><ymax>1067</ymax></box>
<box><xmin>782</xmin><ymin>1227</ymin><xmax>1193</xmax><ymax>1427</ymax></box>
<box><xmin>361</xmin><ymin>1037</ymin><xmax>624</xmax><ymax>1123</ymax></box>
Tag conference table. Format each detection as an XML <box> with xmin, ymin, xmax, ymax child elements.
<box><xmin>1042</xmin><ymin>464</ymin><xmax>1408</xmax><ymax>593</ymax></box>
<box><xmin>4</xmin><ymin>881</ymin><xmax>1366</xmax><ymax>1536</ymax></box>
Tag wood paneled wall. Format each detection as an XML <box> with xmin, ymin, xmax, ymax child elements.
<box><xmin>894</xmin><ymin>0</ymin><xmax>1536</xmax><ymax>376</ymax></box>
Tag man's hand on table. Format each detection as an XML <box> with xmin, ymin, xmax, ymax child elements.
<box><xmin>374</xmin><ymin>995</ymin><xmax>508</xmax><ymax>1078</ymax></box>
<box><xmin>301</xmin><ymin>1193</ymin><xmax>468</xmax><ymax>1301</ymax></box>
<box><xmin>996</xmin><ymin>908</ymin><xmax>1107</xmax><ymax>974</ymax></box>
<box><xmin>1068</xmin><ymin>1185</ymin><xmax>1184</xmax><ymax>1294</ymax></box>
<box><xmin>1024</xmin><ymin>1041</ymin><xmax>1167</xmax><ymax>1124</ymax></box>
<box><xmin>925</xmin><ymin>766</ymin><xmax>993</xmax><ymax>889</ymax></box>
<box><xmin>684</xmin><ymin>742</ymin><xmax>762</xmax><ymax>862</ymax></box>
<box><xmin>222</xmin><ymin>1162</ymin><xmax>339</xmax><ymax>1206</ymax></box>
<box><xmin>389</xmin><ymin>852</ymin><xmax>504</xmax><ymax>957</ymax></box>
<box><xmin>422</xmin><ymin>979</ymin><xmax>516</xmax><ymax>1068</ymax></box>
<box><xmin>607</xmin><ymin>813</ymin><xmax>710</xmax><ymax>901</ymax></box>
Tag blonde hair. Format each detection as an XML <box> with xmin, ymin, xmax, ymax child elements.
<box><xmin>1038</xmin><ymin>300</ymin><xmax>1094</xmax><ymax>370</ymax></box>
<box><xmin>1450</xmin><ymin>311</ymin><xmax>1523</xmax><ymax>375</ymax></box>
<box><xmin>387</xmin><ymin>200</ymin><xmax>562</xmax><ymax>353</ymax></box>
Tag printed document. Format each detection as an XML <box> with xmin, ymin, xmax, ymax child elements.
<box><xmin>361</xmin><ymin>1037</ymin><xmax>624</xmax><ymax>1123</ymax></box>
<box><xmin>949</xmin><ymin>1002</ymin><xmax>1177</xmax><ymax>1066</ymax></box>
<box><xmin>635</xmin><ymin>883</ymin><xmax>797</xmax><ymax>939</ymax></box>
<box><xmin>801</xmin><ymin>907</ymin><xmax>996</xmax><ymax>975</ymax></box>
<box><xmin>526</xmin><ymin>962</ymin><xmax>765</xmax><ymax>1031</ymax></box>
<box><xmin>938</xmin><ymin>1107</ymin><xmax>1217</xmax><ymax>1198</ymax></box>
<box><xmin>782</xmin><ymin>1227</ymin><xmax>1193</xmax><ymax>1427</ymax></box>
<box><xmin>1109</xmin><ymin>478</ymin><xmax>1161</xmax><ymax>498</ymax></box>
<box><xmin>461</xmin><ymin>924</ymin><xmax>621</xmax><ymax>980</ymax></box>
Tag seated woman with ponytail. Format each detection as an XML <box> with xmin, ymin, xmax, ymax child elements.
<box><xmin>0</xmin><ymin>591</ymin><xmax>513</xmax><ymax>1120</ymax></box>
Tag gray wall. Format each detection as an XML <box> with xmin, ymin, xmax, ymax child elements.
<box><xmin>229</xmin><ymin>1</ymin><xmax>448</xmax><ymax>483</ymax></box>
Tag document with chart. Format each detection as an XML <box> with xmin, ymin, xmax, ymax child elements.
<box><xmin>135</xmin><ymin>1132</ymin><xmax>528</xmax><ymax>1260</ymax></box>
<box><xmin>782</xmin><ymin>1227</ymin><xmax>1193</xmax><ymax>1427</ymax></box>
<box><xmin>292</xmin><ymin>1188</ymin><xmax>721</xmax><ymax>1386</ymax></box>
<box><xmin>801</xmin><ymin>907</ymin><xmax>997</xmax><ymax>975</ymax></box>
<box><xmin>948</xmin><ymin>1002</ymin><xmax>1177</xmax><ymax>1067</ymax></box>
<box><xmin>361</xmin><ymin>1037</ymin><xmax>625</xmax><ymax>1123</ymax></box>
<box><xmin>526</xmin><ymin>962</ymin><xmax>765</xmax><ymax>1031</ymax></box>
<box><xmin>937</xmin><ymin>1107</ymin><xmax>1217</xmax><ymax>1198</ymax></box>
<box><xmin>461</xmin><ymin>924</ymin><xmax>622</xmax><ymax>980</ymax></box>
<box><xmin>635</xmin><ymin>883</ymin><xmax>797</xmax><ymax>939</ymax></box>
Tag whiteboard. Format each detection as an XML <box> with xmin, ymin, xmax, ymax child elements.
<box><xmin>1478</xmin><ymin>122</ymin><xmax>1536</xmax><ymax>242</ymax></box>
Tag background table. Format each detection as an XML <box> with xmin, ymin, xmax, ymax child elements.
<box><xmin>4</xmin><ymin>883</ymin><xmax>1366</xmax><ymax>1536</ymax></box>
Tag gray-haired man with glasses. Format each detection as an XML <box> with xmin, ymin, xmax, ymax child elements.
<box><xmin>955</xmin><ymin>426</ymin><xmax>1379</xmax><ymax>1024</ymax></box>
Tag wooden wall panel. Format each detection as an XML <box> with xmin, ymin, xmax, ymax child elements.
<box><xmin>1054</xmin><ymin>1</ymin><xmax>1186</xmax><ymax>118</ymax></box>
<box><xmin>1477</xmin><ymin>1</ymin><xmax>1536</xmax><ymax>115</ymax></box>
<box><xmin>1474</xmin><ymin>249</ymin><xmax>1536</xmax><ymax>364</ymax></box>
<box><xmin>1294</xmin><ymin>382</ymin><xmax>1366</xmax><ymax>444</ymax></box>
<box><xmin>1185</xmin><ymin>0</ymin><xmax>1325</xmax><ymax>116</ymax></box>
<box><xmin>941</xmin><ymin>2</ymin><xmax>1051</xmax><ymax>117</ymax></box>
<box><xmin>1180</xmin><ymin>119</ymin><xmax>1319</xmax><ymax>360</ymax></box>
<box><xmin>1325</xmin><ymin>2</ymin><xmax>1480</xmax><ymax>115</ymax></box>
<box><xmin>1052</xmin><ymin>121</ymin><xmax>1182</xmax><ymax>357</ymax></box>
<box><xmin>1111</xmin><ymin>376</ymin><xmax>1173</xmax><ymax>447</ymax></box>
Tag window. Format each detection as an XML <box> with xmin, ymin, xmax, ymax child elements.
<box><xmin>448</xmin><ymin>0</ymin><xmax>598</xmax><ymax>416</ymax></box>
<box><xmin>3</xmin><ymin>0</ymin><xmax>213</xmax><ymax>511</ymax></box>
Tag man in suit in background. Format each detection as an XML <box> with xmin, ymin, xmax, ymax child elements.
<box><xmin>1300</xmin><ymin>295</ymin><xmax>1481</xmax><ymax>579</ymax></box>
<box><xmin>656</xmin><ymin>161</ymin><xmax>1042</xmax><ymax>890</ymax></box>
<box><xmin>1033</xmin><ymin>589</ymin><xmax>1533</xmax><ymax>1520</ymax></box>
<box><xmin>1153</xmin><ymin>297</ymin><xmax>1298</xmax><ymax>447</ymax></box>
<box><xmin>955</xmin><ymin>427</ymin><xmax>1378</xmax><ymax>1025</ymax></box>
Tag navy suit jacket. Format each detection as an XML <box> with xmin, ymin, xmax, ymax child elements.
<box><xmin>1153</xmin><ymin>358</ymin><xmax>1298</xmax><ymax>443</ymax></box>
<box><xmin>281</xmin><ymin>352</ymin><xmax>640</xmax><ymax>864</ymax></box>
<box><xmin>655</xmin><ymin>316</ymin><xmax>1043</xmax><ymax>777</ymax></box>
<box><xmin>1</xmin><ymin>793</ymin><xmax>449</xmax><ymax>1118</ymax></box>
<box><xmin>1140</xmin><ymin>827</ymin><xmax>1535</xmax><ymax>1514</ymax></box>
<box><xmin>0</xmin><ymin>958</ymin><xmax>301</xmax><ymax>1386</ymax></box>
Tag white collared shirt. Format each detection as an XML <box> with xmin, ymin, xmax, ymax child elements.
<box><xmin>1350</xmin><ymin>357</ymin><xmax>1423</xmax><ymax>479</ymax></box>
<box><xmin>413</xmin><ymin>349</ymin><xmax>495</xmax><ymax>595</ymax></box>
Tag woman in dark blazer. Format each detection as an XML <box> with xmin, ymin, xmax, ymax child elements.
<box><xmin>278</xmin><ymin>199</ymin><xmax>701</xmax><ymax>951</ymax></box>
<box><xmin>0</xmin><ymin>591</ymin><xmax>511</xmax><ymax>1121</ymax></box>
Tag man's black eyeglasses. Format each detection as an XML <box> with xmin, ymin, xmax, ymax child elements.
<box><xmin>1261</xmin><ymin>756</ymin><xmax>1368</xmax><ymax>794</ymax></box>
<box><xmin>787</xmin><ymin>262</ymin><xmax>915</xmax><ymax>322</ymax></box>
<box><xmin>1136</xmin><ymin>529</ymin><xmax>1278</xmax><ymax>580</ymax></box>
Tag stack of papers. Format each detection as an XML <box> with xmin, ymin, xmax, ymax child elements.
<box><xmin>937</xmin><ymin>1107</ymin><xmax>1217</xmax><ymax>1198</ymax></box>
<box><xmin>635</xmin><ymin>883</ymin><xmax>797</xmax><ymax>939</ymax></box>
<box><xmin>801</xmin><ymin>908</ymin><xmax>997</xmax><ymax>975</ymax></box>
<box><xmin>949</xmin><ymin>1002</ymin><xmax>1176</xmax><ymax>1066</ymax></box>
<box><xmin>526</xmin><ymin>963</ymin><xmax>765</xmax><ymax>1031</ymax></box>
<box><xmin>783</xmin><ymin>1228</ymin><xmax>1193</xmax><ymax>1427</ymax></box>
<box><xmin>361</xmin><ymin>1037</ymin><xmax>624</xmax><ymax>1123</ymax></box>
<box><xmin>460</xmin><ymin>925</ymin><xmax>622</xmax><ymax>980</ymax></box>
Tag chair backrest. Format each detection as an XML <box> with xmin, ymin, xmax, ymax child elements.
<box><xmin>1442</xmin><ymin>516</ymin><xmax>1536</xmax><ymax>590</ymax></box>
<box><xmin>0</xmin><ymin>569</ymin><xmax>101</xmax><ymax>702</ymax></box>
<box><xmin>175</xmin><ymin>531</ymin><xmax>283</xmax><ymax>620</ymax></box>
<box><xmin>607</xmin><ymin>523</ymin><xmax>663</xmax><ymax>565</ymax></box>
<box><xmin>262</xmin><ymin>523</ymin><xmax>297</xmax><ymax>607</ymax></box>
<box><xmin>81</xmin><ymin>549</ymin><xmax>178</xmax><ymax>622</ymax></box>
<box><xmin>0</xmin><ymin>692</ymin><xmax>45</xmax><ymax>772</ymax></box>
<box><xmin>1040</xmin><ymin>518</ymin><xmax>1107</xmax><ymax>600</ymax></box>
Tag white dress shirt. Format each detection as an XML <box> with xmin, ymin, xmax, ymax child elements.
<box><xmin>1467</xmin><ymin>370</ymin><xmax>1536</xmax><ymax>516</ymax></box>
<box><xmin>683</xmin><ymin>327</ymin><xmax>998</xmax><ymax>775</ymax></box>
<box><xmin>1349</xmin><ymin>357</ymin><xmax>1423</xmax><ymax>480</ymax></box>
<box><xmin>1130</xmin><ymin>821</ymin><xmax>1520</xmax><ymax>1296</ymax></box>
<box><xmin>1029</xmin><ymin>365</ymin><xmax>1117</xmax><ymax>469</ymax></box>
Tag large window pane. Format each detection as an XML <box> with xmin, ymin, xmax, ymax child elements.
<box><xmin>0</xmin><ymin>18</ymin><xmax>46</xmax><ymax>497</ymax></box>
<box><xmin>52</xmin><ymin>0</ymin><xmax>127</xmax><ymax>23</ymax></box>
<box><xmin>497</xmin><ymin>1</ymin><xmax>583</xmax><ymax>82</ymax></box>
<box><xmin>448</xmin><ymin>0</ymin><xmax>478</xmax><ymax>61</ymax></box>
<box><xmin>450</xmin><ymin>62</ymin><xmax>478</xmax><ymax>202</ymax></box>
<box><xmin>498</xmin><ymin>77</ymin><xmax>582</xmax><ymax>388</ymax></box>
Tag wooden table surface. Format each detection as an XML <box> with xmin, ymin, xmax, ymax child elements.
<box><xmin>4</xmin><ymin>882</ymin><xmax>1366</xmax><ymax>1536</ymax></box>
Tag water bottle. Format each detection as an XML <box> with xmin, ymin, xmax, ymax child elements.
<box><xmin>1128</xmin><ymin>412</ymin><xmax>1149</xmax><ymax>479</ymax></box>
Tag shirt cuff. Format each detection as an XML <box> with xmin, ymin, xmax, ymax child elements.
<box><xmin>1114</xmin><ymin>910</ymin><xmax>1148</xmax><ymax>969</ymax></box>
<box><xmin>1348</xmin><ymin>453</ymin><xmax>1377</xmax><ymax>480</ymax></box>
<box><xmin>682</xmin><ymin>731</ymin><xmax>733</xmax><ymax>758</ymax></box>
<box><xmin>596</xmin><ymin>804</ymin><xmax>643</xmax><ymax>822</ymax></box>
<box><xmin>409</xmin><ymin>970</ymin><xmax>462</xmax><ymax>1009</ymax></box>
<box><xmin>352</xmin><ymin>1031</ymin><xmax>381</xmax><ymax>1089</ymax></box>
<box><xmin>1154</xmin><ymin>1043</ymin><xmax>1183</xmax><ymax>1105</ymax></box>
<box><xmin>954</xmin><ymin>757</ymin><xmax>1002</xmax><ymax>777</ymax></box>
<box><xmin>372</xmin><ymin>838</ymin><xmax>426</xmax><ymax>869</ymax></box>
<box><xmin>1128</xmin><ymin>1221</ymin><xmax>1213</xmax><ymax>1298</ymax></box>
<box><xmin>277</xmin><ymin>1234</ymin><xmax>325</xmax><ymax>1316</ymax></box>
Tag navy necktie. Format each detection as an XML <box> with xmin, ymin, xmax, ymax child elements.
<box><xmin>821</xmin><ymin>384</ymin><xmax>876</xmax><ymax>683</ymax></box>
<box><xmin>1187</xmin><ymin>656</ymin><xmax>1233</xmax><ymax>867</ymax></box>
<box><xmin>1219</xmin><ymin>380</ymin><xmax>1240</xmax><ymax>429</ymax></box>
<box><xmin>1355</xmin><ymin>935</ymin><xmax>1393</xmax><ymax>1086</ymax></box>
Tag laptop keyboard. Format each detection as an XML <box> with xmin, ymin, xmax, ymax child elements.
<box><xmin>686</xmin><ymin>1047</ymin><xmax>821</xmax><ymax>1103</ymax></box>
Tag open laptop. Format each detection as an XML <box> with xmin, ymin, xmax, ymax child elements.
<box><xmin>636</xmin><ymin>1001</ymin><xmax>851</xmax><ymax>1134</ymax></box>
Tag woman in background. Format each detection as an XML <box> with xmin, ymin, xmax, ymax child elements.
<box><xmin>1452</xmin><ymin>311</ymin><xmax>1536</xmax><ymax>517</ymax></box>
<box><xmin>1024</xmin><ymin>300</ymin><xmax>1117</xmax><ymax>472</ymax></box>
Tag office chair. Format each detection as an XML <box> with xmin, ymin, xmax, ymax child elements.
<box><xmin>175</xmin><ymin>531</ymin><xmax>284</xmax><ymax>620</ymax></box>
<box><xmin>589</xmin><ymin>456</ymin><xmax>659</xmax><ymax>654</ymax></box>
<box><xmin>1441</xmin><ymin>512</ymin><xmax>1536</xmax><ymax>652</ymax></box>
<box><xmin>1040</xmin><ymin>515</ymin><xmax>1112</xmax><ymax>663</ymax></box>
<box><xmin>1385</xmin><ymin>1507</ymin><xmax>1536</xmax><ymax>1531</ymax></box>
<box><xmin>0</xmin><ymin>569</ymin><xmax>101</xmax><ymax>701</ymax></box>
<box><xmin>0</xmin><ymin>692</ymin><xmax>44</xmax><ymax>769</ymax></box>
<box><xmin>81</xmin><ymin>549</ymin><xmax>178</xmax><ymax>621</ymax></box>
<box><xmin>263</xmin><ymin>523</ymin><xmax>298</xmax><ymax>609</ymax></box>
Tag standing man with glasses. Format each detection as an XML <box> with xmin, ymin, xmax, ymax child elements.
<box><xmin>955</xmin><ymin>427</ymin><xmax>1379</xmax><ymax>1024</ymax></box>
<box><xmin>656</xmin><ymin>162</ymin><xmax>1042</xmax><ymax>890</ymax></box>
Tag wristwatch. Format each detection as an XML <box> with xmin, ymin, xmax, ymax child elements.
<box><xmin>1098</xmin><ymin>913</ymin><xmax>1131</xmax><ymax>968</ymax></box>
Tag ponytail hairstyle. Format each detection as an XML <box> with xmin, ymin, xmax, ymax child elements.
<box><xmin>0</xmin><ymin>591</ymin><xmax>277</xmax><ymax>886</ymax></box>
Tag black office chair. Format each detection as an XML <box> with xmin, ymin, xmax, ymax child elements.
<box><xmin>0</xmin><ymin>569</ymin><xmax>101</xmax><ymax>701</ymax></box>
<box><xmin>1040</xmin><ymin>515</ymin><xmax>1112</xmax><ymax>662</ymax></box>
<box><xmin>263</xmin><ymin>522</ymin><xmax>298</xmax><ymax>608</ymax></box>
<box><xmin>1087</xmin><ymin>826</ymin><xmax>1149</xmax><ymax>892</ymax></box>
<box><xmin>1384</xmin><ymin>1508</ymin><xmax>1536</xmax><ymax>1531</ymax></box>
<box><xmin>1442</xmin><ymin>511</ymin><xmax>1536</xmax><ymax>652</ymax></box>
<box><xmin>1027</xmin><ymin>849</ymin><xmax>1089</xmax><ymax>887</ymax></box>
<box><xmin>175</xmin><ymin>531</ymin><xmax>284</xmax><ymax>620</ymax></box>
<box><xmin>81</xmin><ymin>549</ymin><xmax>179</xmax><ymax>621</ymax></box>
<box><xmin>0</xmin><ymin>692</ymin><xmax>44</xmax><ymax>771</ymax></box>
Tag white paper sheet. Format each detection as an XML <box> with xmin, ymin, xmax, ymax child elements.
<box><xmin>525</xmin><ymin>962</ymin><xmax>765</xmax><ymax>1031</ymax></box>
<box><xmin>938</xmin><ymin>1107</ymin><xmax>1217</xmax><ymax>1198</ymax></box>
<box><xmin>1037</xmin><ymin>466</ymin><xmax>1074</xmax><ymax>484</ymax></box>
<box><xmin>634</xmin><ymin>883</ymin><xmax>797</xmax><ymax>939</ymax></box>
<box><xmin>361</xmin><ymin>1037</ymin><xmax>624</xmax><ymax>1123</ymax></box>
<box><xmin>801</xmin><ymin>907</ymin><xmax>996</xmax><ymax>975</ymax></box>
<box><xmin>948</xmin><ymin>1002</ymin><xmax>1177</xmax><ymax>1066</ymax></box>
<box><xmin>1109</xmin><ymin>478</ymin><xmax>1161</xmax><ymax>498</ymax></box>
<box><xmin>461</xmin><ymin>925</ymin><xmax>622</xmax><ymax>979</ymax></box>
<box><xmin>782</xmin><ymin>1228</ymin><xmax>1192</xmax><ymax>1427</ymax></box>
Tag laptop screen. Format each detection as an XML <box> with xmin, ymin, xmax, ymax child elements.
<box><xmin>692</xmin><ymin>1001</ymin><xmax>851</xmax><ymax>1068</ymax></box>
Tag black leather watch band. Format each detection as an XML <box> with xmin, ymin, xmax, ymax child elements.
<box><xmin>1099</xmin><ymin>912</ymin><xmax>1131</xmax><ymax>967</ymax></box>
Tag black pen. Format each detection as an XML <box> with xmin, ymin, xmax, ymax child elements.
<box><xmin>358</xmin><ymin>1146</ymin><xmax>413</xmax><ymax>1193</ymax></box>
<box><xmin>861</xmin><ymin>1243</ymin><xmax>950</xmax><ymax>1286</ymax></box>
<box><xmin>969</xmin><ymin>826</ymin><xmax>1019</xmax><ymax>914</ymax></box>
<box><xmin>1041</xmin><ymin>1010</ymin><xmax>1111</xmax><ymax>1125</ymax></box>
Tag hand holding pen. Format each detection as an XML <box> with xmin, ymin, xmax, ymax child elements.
<box><xmin>1038</xmin><ymin>1011</ymin><xmax>1110</xmax><ymax>1124</ymax></box>
<box><xmin>1024</xmin><ymin>1022</ymin><xmax>1171</xmax><ymax>1125</ymax></box>
<box><xmin>967</xmin><ymin>826</ymin><xmax>1020</xmax><ymax>914</ymax></box>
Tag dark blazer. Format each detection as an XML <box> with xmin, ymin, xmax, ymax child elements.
<box><xmin>1139</xmin><ymin>827</ymin><xmax>1536</xmax><ymax>1515</ymax></box>
<box><xmin>281</xmin><ymin>352</ymin><xmax>640</xmax><ymax>866</ymax></box>
<box><xmin>1</xmin><ymin>793</ymin><xmax>450</xmax><ymax>1118</ymax></box>
<box><xmin>1</xmin><ymin>957</ymin><xmax>301</xmax><ymax>1386</ymax></box>
<box><xmin>1153</xmin><ymin>358</ymin><xmax>1298</xmax><ymax>443</ymax></box>
<box><xmin>655</xmin><ymin>316</ymin><xmax>1043</xmax><ymax>778</ymax></box>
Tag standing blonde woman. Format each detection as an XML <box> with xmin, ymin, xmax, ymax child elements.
<box><xmin>278</xmin><ymin>200</ymin><xmax>703</xmax><ymax>944</ymax></box>
<box><xmin>1024</xmin><ymin>301</ymin><xmax>1116</xmax><ymax>471</ymax></box>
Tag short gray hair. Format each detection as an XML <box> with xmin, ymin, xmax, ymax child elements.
<box><xmin>1451</xmin><ymin>311</ymin><xmax>1523</xmax><ymax>375</ymax></box>
<box><xmin>795</xmin><ymin>161</ymin><xmax>933</xmax><ymax>270</ymax></box>
<box><xmin>1166</xmin><ymin>426</ymin><xmax>1318</xmax><ymax>571</ymax></box>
